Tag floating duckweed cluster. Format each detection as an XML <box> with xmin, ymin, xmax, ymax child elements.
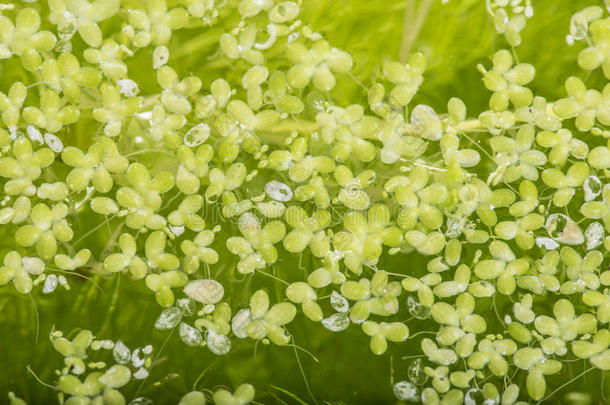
<box><xmin>4</xmin><ymin>0</ymin><xmax>610</xmax><ymax>404</ymax></box>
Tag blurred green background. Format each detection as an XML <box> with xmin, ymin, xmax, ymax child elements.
<box><xmin>1</xmin><ymin>0</ymin><xmax>608</xmax><ymax>404</ymax></box>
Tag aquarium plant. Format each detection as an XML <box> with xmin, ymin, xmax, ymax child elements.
<box><xmin>3</xmin><ymin>0</ymin><xmax>610</xmax><ymax>404</ymax></box>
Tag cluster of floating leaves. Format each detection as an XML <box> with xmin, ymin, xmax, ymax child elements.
<box><xmin>39</xmin><ymin>328</ymin><xmax>253</xmax><ymax>405</ymax></box>
<box><xmin>5</xmin><ymin>0</ymin><xmax>610</xmax><ymax>403</ymax></box>
<box><xmin>48</xmin><ymin>328</ymin><xmax>154</xmax><ymax>404</ymax></box>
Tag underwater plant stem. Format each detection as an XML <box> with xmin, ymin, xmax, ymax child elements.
<box><xmin>400</xmin><ymin>0</ymin><xmax>434</xmax><ymax>62</ymax></box>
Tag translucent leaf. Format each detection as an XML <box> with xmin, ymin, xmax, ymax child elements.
<box><xmin>265</xmin><ymin>180</ymin><xmax>293</xmax><ymax>202</ymax></box>
<box><xmin>591</xmin><ymin>349</ymin><xmax>610</xmax><ymax>370</ymax></box>
<box><xmin>155</xmin><ymin>307</ymin><xmax>182</xmax><ymax>330</ymax></box>
<box><xmin>99</xmin><ymin>365</ymin><xmax>131</xmax><ymax>388</ymax></box>
<box><xmin>393</xmin><ymin>381</ymin><xmax>418</xmax><ymax>402</ymax></box>
<box><xmin>407</xmin><ymin>358</ymin><xmax>427</xmax><ymax>385</ymax></box>
<box><xmin>411</xmin><ymin>105</ymin><xmax>442</xmax><ymax>141</ymax></box>
<box><xmin>545</xmin><ymin>213</ymin><xmax>584</xmax><ymax>245</ymax></box>
<box><xmin>407</xmin><ymin>295</ymin><xmax>431</xmax><ymax>319</ymax></box>
<box><xmin>585</xmin><ymin>222</ymin><xmax>604</xmax><ymax>250</ymax></box>
<box><xmin>321</xmin><ymin>313</ymin><xmax>350</xmax><ymax>332</ymax></box>
<box><xmin>584</xmin><ymin>175</ymin><xmax>602</xmax><ymax>201</ymax></box>
<box><xmin>179</xmin><ymin>322</ymin><xmax>202</xmax><ymax>346</ymax></box>
<box><xmin>133</xmin><ymin>368</ymin><xmax>149</xmax><ymax>380</ymax></box>
<box><xmin>184</xmin><ymin>123</ymin><xmax>210</xmax><ymax>147</ymax></box>
<box><xmin>535</xmin><ymin>237</ymin><xmax>559</xmax><ymax>250</ymax></box>
<box><xmin>42</xmin><ymin>274</ymin><xmax>58</xmax><ymax>294</ymax></box>
<box><xmin>183</xmin><ymin>279</ymin><xmax>224</xmax><ymax>304</ymax></box>
<box><xmin>206</xmin><ymin>330</ymin><xmax>231</xmax><ymax>355</ymax></box>
<box><xmin>176</xmin><ymin>298</ymin><xmax>197</xmax><ymax>316</ymax></box>
<box><xmin>113</xmin><ymin>340</ymin><xmax>131</xmax><ymax>364</ymax></box>
<box><xmin>330</xmin><ymin>290</ymin><xmax>349</xmax><ymax>313</ymax></box>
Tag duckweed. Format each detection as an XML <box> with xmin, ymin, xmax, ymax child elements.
<box><xmin>5</xmin><ymin>0</ymin><xmax>610</xmax><ymax>404</ymax></box>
